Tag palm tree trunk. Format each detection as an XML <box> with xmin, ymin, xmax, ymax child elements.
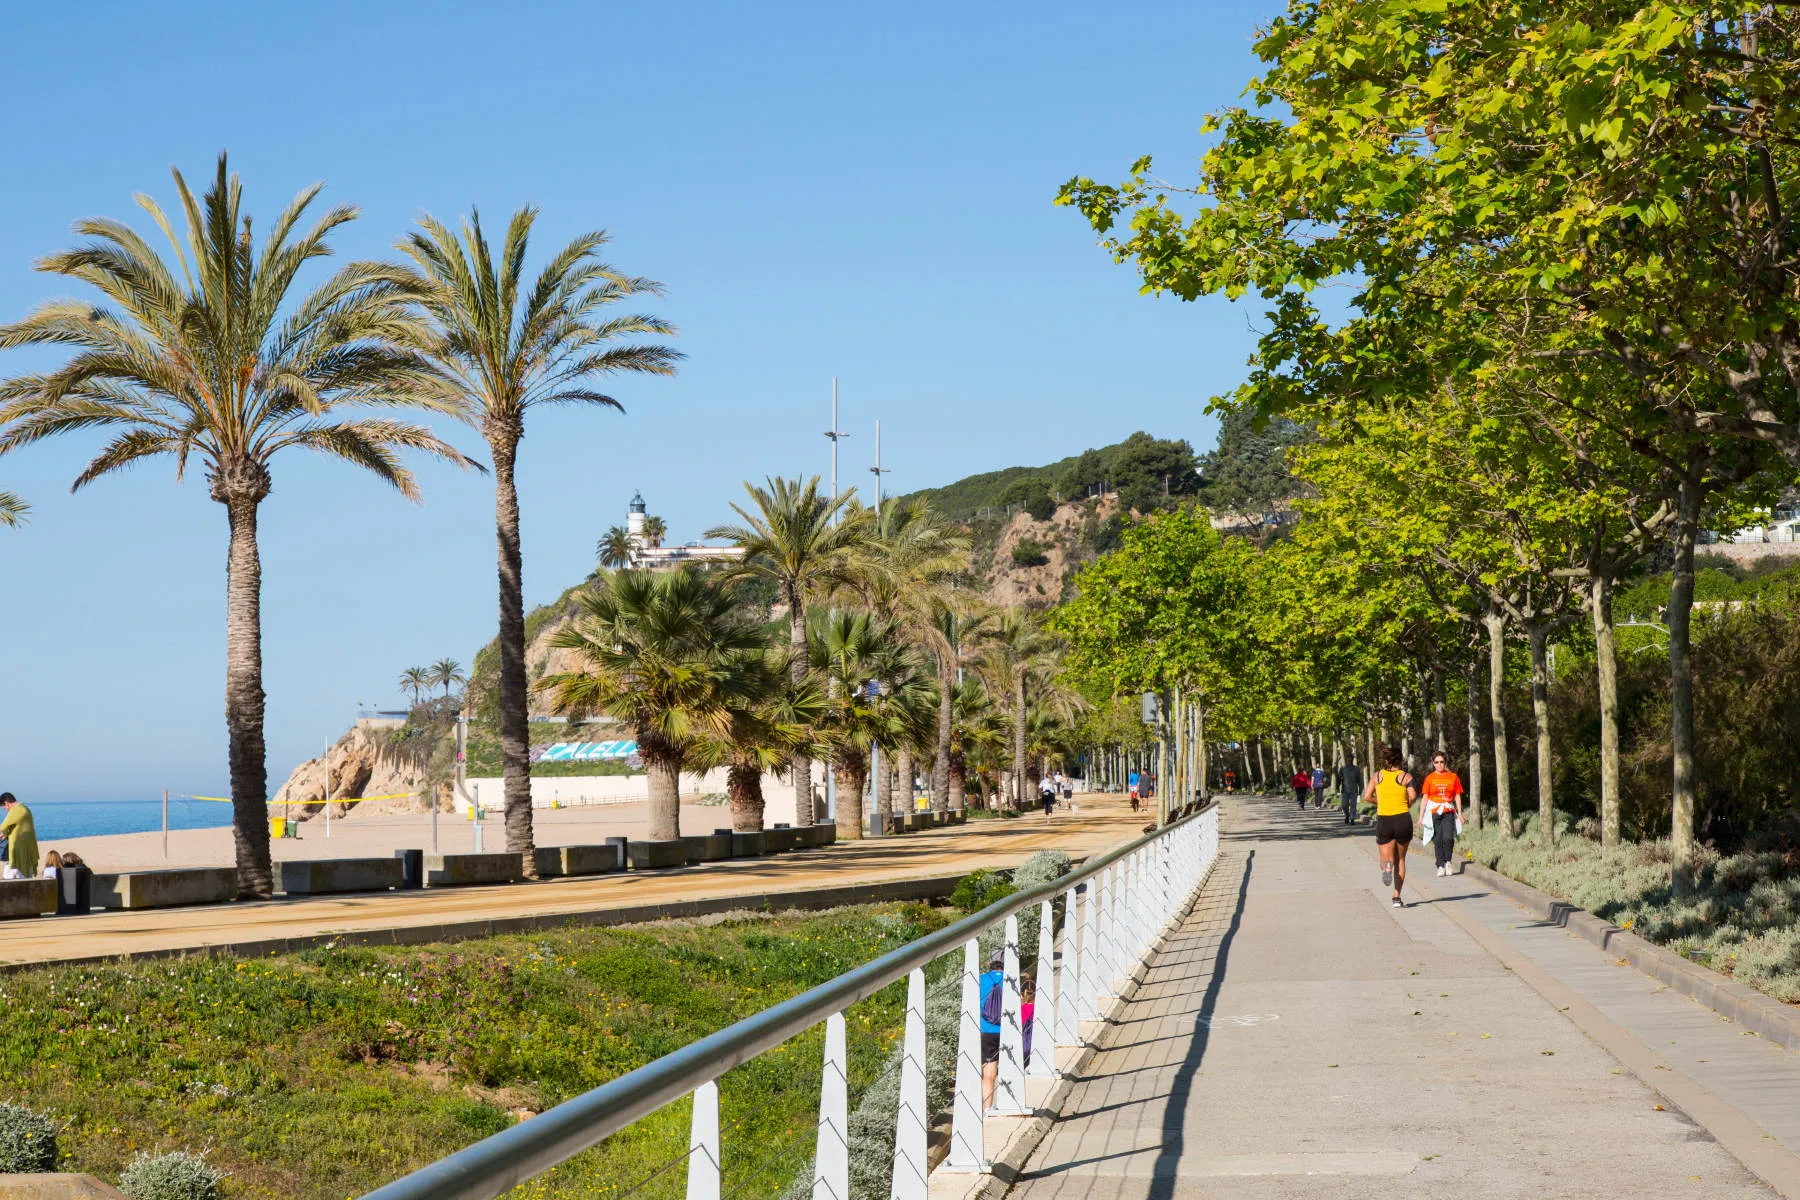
<box><xmin>1013</xmin><ymin>679</ymin><xmax>1028</xmax><ymax>810</ymax></box>
<box><xmin>834</xmin><ymin>753</ymin><xmax>866</xmax><ymax>841</ymax></box>
<box><xmin>1590</xmin><ymin>570</ymin><xmax>1622</xmax><ymax>848</ymax></box>
<box><xmin>489</xmin><ymin>429</ymin><xmax>537</xmax><ymax>878</ymax></box>
<box><xmin>727</xmin><ymin>761</ymin><xmax>764</xmax><ymax>833</ymax></box>
<box><xmin>220</xmin><ymin>483</ymin><xmax>274</xmax><ymax>898</ymax></box>
<box><xmin>788</xmin><ymin>585</ymin><xmax>814</xmax><ymax>826</ymax></box>
<box><xmin>646</xmin><ymin>747</ymin><xmax>682</xmax><ymax>841</ymax></box>
<box><xmin>933</xmin><ymin>659</ymin><xmax>953</xmax><ymax>812</ymax></box>
<box><xmin>873</xmin><ymin>744</ymin><xmax>893</xmax><ymax>829</ymax></box>
<box><xmin>896</xmin><ymin>745</ymin><xmax>915</xmax><ymax>818</ymax></box>
<box><xmin>948</xmin><ymin>759</ymin><xmax>966</xmax><ymax>811</ymax></box>
<box><xmin>1528</xmin><ymin>622</ymin><xmax>1555</xmax><ymax>849</ymax></box>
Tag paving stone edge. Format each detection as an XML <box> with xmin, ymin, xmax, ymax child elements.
<box><xmin>1463</xmin><ymin>861</ymin><xmax>1800</xmax><ymax>1050</ymax></box>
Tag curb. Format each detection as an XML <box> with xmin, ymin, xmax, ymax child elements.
<box><xmin>1463</xmin><ymin>862</ymin><xmax>1800</xmax><ymax>1051</ymax></box>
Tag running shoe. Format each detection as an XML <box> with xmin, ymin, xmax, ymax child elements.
<box><xmin>1392</xmin><ymin>897</ymin><xmax>1404</xmax><ymax>908</ymax></box>
<box><xmin>1381</xmin><ymin>864</ymin><xmax>1393</xmax><ymax>887</ymax></box>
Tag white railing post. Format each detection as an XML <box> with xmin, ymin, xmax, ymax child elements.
<box><xmin>1029</xmin><ymin>898</ymin><xmax>1056</xmax><ymax>1078</ymax></box>
<box><xmin>890</xmin><ymin>969</ymin><xmax>928</xmax><ymax>1200</ymax></box>
<box><xmin>994</xmin><ymin>914</ymin><xmax>1028</xmax><ymax>1114</ymax></box>
<box><xmin>1109</xmin><ymin>862</ymin><xmax>1126</xmax><ymax>990</ymax></box>
<box><xmin>1056</xmin><ymin>887</ymin><xmax>1080</xmax><ymax>1048</ymax></box>
<box><xmin>687</xmin><ymin>1080</ymin><xmax>720</xmax><ymax>1200</ymax></box>
<box><xmin>813</xmin><ymin>1014</ymin><xmax>848</xmax><ymax>1200</ymax></box>
<box><xmin>941</xmin><ymin>939</ymin><xmax>987</xmax><ymax>1172</ymax></box>
<box><xmin>1081</xmin><ymin>877</ymin><xmax>1103</xmax><ymax>1022</ymax></box>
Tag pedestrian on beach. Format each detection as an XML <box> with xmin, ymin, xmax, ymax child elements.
<box><xmin>1339</xmin><ymin>758</ymin><xmax>1364</xmax><ymax>826</ymax></box>
<box><xmin>978</xmin><ymin>948</ymin><xmax>1005</xmax><ymax>1109</ymax></box>
<box><xmin>1290</xmin><ymin>768</ymin><xmax>1311</xmax><ymax>808</ymax></box>
<box><xmin>1419</xmin><ymin>750</ymin><xmax>1466</xmax><ymax>876</ymax></box>
<box><xmin>0</xmin><ymin>793</ymin><xmax>37</xmax><ymax>881</ymax></box>
<box><xmin>1361</xmin><ymin>745</ymin><xmax>1417</xmax><ymax>907</ymax></box>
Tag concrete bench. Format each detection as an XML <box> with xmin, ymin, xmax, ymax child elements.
<box><xmin>424</xmin><ymin>852</ymin><xmax>522</xmax><ymax>888</ymax></box>
<box><xmin>0</xmin><ymin>877</ymin><xmax>56</xmax><ymax>919</ymax></box>
<box><xmin>682</xmin><ymin>833</ymin><xmax>732</xmax><ymax>864</ymax></box>
<box><xmin>534</xmin><ymin>844</ymin><xmax>623</xmax><ymax>878</ymax></box>
<box><xmin>764</xmin><ymin>827</ymin><xmax>801</xmax><ymax>853</ymax></box>
<box><xmin>628</xmin><ymin>839</ymin><xmax>685</xmax><ymax>870</ymax></box>
<box><xmin>281</xmin><ymin>858</ymin><xmax>403</xmax><ymax>895</ymax></box>
<box><xmin>729</xmin><ymin>831</ymin><xmax>766</xmax><ymax>857</ymax></box>
<box><xmin>815</xmin><ymin>821</ymin><xmax>838</xmax><ymax>845</ymax></box>
<box><xmin>92</xmin><ymin>867</ymin><xmax>237</xmax><ymax>910</ymax></box>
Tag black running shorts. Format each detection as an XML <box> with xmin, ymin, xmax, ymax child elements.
<box><xmin>981</xmin><ymin>1031</ymin><xmax>1000</xmax><ymax>1063</ymax></box>
<box><xmin>1374</xmin><ymin>813</ymin><xmax>1413</xmax><ymax>845</ymax></box>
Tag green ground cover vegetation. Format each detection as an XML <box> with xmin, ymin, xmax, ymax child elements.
<box><xmin>0</xmin><ymin>904</ymin><xmax>946</xmax><ymax>1200</ymax></box>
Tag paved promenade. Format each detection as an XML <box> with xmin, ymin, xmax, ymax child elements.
<box><xmin>1009</xmin><ymin>794</ymin><xmax>1800</xmax><ymax>1200</ymax></box>
<box><xmin>0</xmin><ymin>799</ymin><xmax>1143</xmax><ymax>969</ymax></box>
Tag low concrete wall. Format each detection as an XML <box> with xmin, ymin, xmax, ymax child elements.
<box><xmin>281</xmin><ymin>858</ymin><xmax>403</xmax><ymax>895</ymax></box>
<box><xmin>462</xmin><ymin>772</ymin><xmax>800</xmax><ymax>826</ymax></box>
<box><xmin>534</xmin><ymin>844</ymin><xmax>623</xmax><ymax>878</ymax></box>
<box><xmin>0</xmin><ymin>878</ymin><xmax>56</xmax><ymax>919</ymax></box>
<box><xmin>0</xmin><ymin>1174</ymin><xmax>129</xmax><ymax>1198</ymax></box>
<box><xmin>764</xmin><ymin>827</ymin><xmax>800</xmax><ymax>853</ymax></box>
<box><xmin>628</xmin><ymin>840</ymin><xmax>685</xmax><ymax>870</ymax></box>
<box><xmin>92</xmin><ymin>867</ymin><xmax>237</xmax><ymax>910</ymax></box>
<box><xmin>730</xmin><ymin>832</ymin><xmax>766</xmax><ymax>857</ymax></box>
<box><xmin>682</xmin><ymin>834</ymin><xmax>732</xmax><ymax>864</ymax></box>
<box><xmin>424</xmin><ymin>853</ymin><xmax>522</xmax><ymax>888</ymax></box>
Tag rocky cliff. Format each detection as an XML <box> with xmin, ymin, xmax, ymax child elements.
<box><xmin>270</xmin><ymin>722</ymin><xmax>446</xmax><ymax>822</ymax></box>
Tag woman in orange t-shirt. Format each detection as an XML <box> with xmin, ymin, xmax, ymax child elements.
<box><xmin>1420</xmin><ymin>750</ymin><xmax>1465</xmax><ymax>877</ymax></box>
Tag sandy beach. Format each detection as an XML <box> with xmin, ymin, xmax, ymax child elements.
<box><xmin>50</xmin><ymin>801</ymin><xmax>768</xmax><ymax>872</ymax></box>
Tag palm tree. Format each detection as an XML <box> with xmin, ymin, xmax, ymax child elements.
<box><xmin>808</xmin><ymin>607</ymin><xmax>916</xmax><ymax>839</ymax></box>
<box><xmin>922</xmin><ymin>604</ymin><xmax>991</xmax><ymax>812</ymax></box>
<box><xmin>597</xmin><ymin>524</ymin><xmax>635</xmax><ymax>569</ymax></box>
<box><xmin>540</xmin><ymin>569</ymin><xmax>765</xmax><ymax>840</ymax></box>
<box><xmin>708</xmin><ymin>477</ymin><xmax>870</xmax><ymax>825</ymax></box>
<box><xmin>642</xmin><ymin>514</ymin><xmax>668</xmax><ymax>548</ymax></box>
<box><xmin>395</xmin><ymin>206</ymin><xmax>681</xmax><ymax>877</ymax></box>
<box><xmin>952</xmin><ymin>680</ymin><xmax>1010</xmax><ymax>810</ymax></box>
<box><xmin>431</xmin><ymin>657</ymin><xmax>466</xmax><ymax>701</ymax></box>
<box><xmin>686</xmin><ymin>648</ymin><xmax>827</xmax><ymax>832</ymax></box>
<box><xmin>976</xmin><ymin>609</ymin><xmax>1064</xmax><ymax>810</ymax></box>
<box><xmin>0</xmin><ymin>155</ymin><xmax>474</xmax><ymax>897</ymax></box>
<box><xmin>399</xmin><ymin>666</ymin><xmax>433</xmax><ymax>708</ymax></box>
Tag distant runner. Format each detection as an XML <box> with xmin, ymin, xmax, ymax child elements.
<box><xmin>1420</xmin><ymin>750</ymin><xmax>1466</xmax><ymax>877</ymax></box>
<box><xmin>1361</xmin><ymin>745</ymin><xmax>1417</xmax><ymax>907</ymax></box>
<box><xmin>1223</xmin><ymin>767</ymin><xmax>1238</xmax><ymax>793</ymax></box>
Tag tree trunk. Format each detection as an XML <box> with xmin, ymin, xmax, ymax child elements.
<box><xmin>1527</xmin><ymin>623</ymin><xmax>1555</xmax><ymax>849</ymax></box>
<box><xmin>788</xmin><ymin>583</ymin><xmax>814</xmax><ymax>826</ymax></box>
<box><xmin>1195</xmin><ymin>704</ymin><xmax>1208</xmax><ymax>801</ymax></box>
<box><xmin>896</xmin><ymin>745</ymin><xmax>915</xmax><ymax>818</ymax></box>
<box><xmin>488</xmin><ymin>430</ymin><xmax>538</xmax><ymax>879</ymax></box>
<box><xmin>1254</xmin><ymin>737</ymin><xmax>1267</xmax><ymax>789</ymax></box>
<box><xmin>948</xmin><ymin>759</ymin><xmax>966</xmax><ymax>811</ymax></box>
<box><xmin>873</xmin><ymin>744</ymin><xmax>893</xmax><ymax>829</ymax></box>
<box><xmin>727</xmin><ymin>761</ymin><xmax>764</xmax><ymax>833</ymax></box>
<box><xmin>834</xmin><ymin>754</ymin><xmax>867</xmax><ymax>841</ymax></box>
<box><xmin>1465</xmin><ymin>662</ymin><xmax>1485</xmax><ymax>831</ymax></box>
<box><xmin>1013</xmin><ymin>679</ymin><xmax>1028</xmax><ymax>810</ymax></box>
<box><xmin>933</xmin><ymin>657</ymin><xmax>953</xmax><ymax>811</ymax></box>
<box><xmin>216</xmin><ymin>470</ymin><xmax>274</xmax><ymax>899</ymax></box>
<box><xmin>1591</xmin><ymin>571</ymin><xmax>1622</xmax><ymax>849</ymax></box>
<box><xmin>1431</xmin><ymin>668</ymin><xmax>1447</xmax><ymax>756</ymax></box>
<box><xmin>645</xmin><ymin>748</ymin><xmax>681</xmax><ymax>841</ymax></box>
<box><xmin>1486</xmin><ymin>605</ymin><xmax>1513</xmax><ymax>837</ymax></box>
<box><xmin>1669</xmin><ymin>471</ymin><xmax>1702</xmax><ymax>892</ymax></box>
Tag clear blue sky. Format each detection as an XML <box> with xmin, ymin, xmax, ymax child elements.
<box><xmin>0</xmin><ymin>1</ymin><xmax>1277</xmax><ymax>800</ymax></box>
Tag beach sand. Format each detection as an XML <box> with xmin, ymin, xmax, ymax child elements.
<box><xmin>51</xmin><ymin>801</ymin><xmax>758</xmax><ymax>872</ymax></box>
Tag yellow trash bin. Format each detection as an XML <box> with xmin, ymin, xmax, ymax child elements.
<box><xmin>270</xmin><ymin>817</ymin><xmax>288</xmax><ymax>840</ymax></box>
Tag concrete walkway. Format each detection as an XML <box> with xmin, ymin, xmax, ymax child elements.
<box><xmin>1008</xmin><ymin>793</ymin><xmax>1799</xmax><ymax>1200</ymax></box>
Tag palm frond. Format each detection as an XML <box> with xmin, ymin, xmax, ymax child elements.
<box><xmin>0</xmin><ymin>490</ymin><xmax>29</xmax><ymax>527</ymax></box>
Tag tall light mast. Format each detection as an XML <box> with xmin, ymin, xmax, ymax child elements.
<box><xmin>870</xmin><ymin>419</ymin><xmax>891</xmax><ymax>512</ymax></box>
<box><xmin>824</xmin><ymin>378</ymin><xmax>849</xmax><ymax>504</ymax></box>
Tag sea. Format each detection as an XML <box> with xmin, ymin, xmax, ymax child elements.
<box><xmin>20</xmin><ymin>798</ymin><xmax>234</xmax><ymax>843</ymax></box>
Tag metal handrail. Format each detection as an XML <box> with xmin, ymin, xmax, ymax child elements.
<box><xmin>361</xmin><ymin>800</ymin><xmax>1216</xmax><ymax>1200</ymax></box>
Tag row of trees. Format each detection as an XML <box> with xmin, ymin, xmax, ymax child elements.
<box><xmin>0</xmin><ymin>154</ymin><xmax>680</xmax><ymax>895</ymax></box>
<box><xmin>1057</xmin><ymin>1</ymin><xmax>1800</xmax><ymax>890</ymax></box>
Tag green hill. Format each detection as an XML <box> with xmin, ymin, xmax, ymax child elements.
<box><xmin>896</xmin><ymin>431</ymin><xmax>1201</xmax><ymax>521</ymax></box>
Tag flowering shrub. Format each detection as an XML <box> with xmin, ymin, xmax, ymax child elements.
<box><xmin>118</xmin><ymin>1150</ymin><xmax>226</xmax><ymax>1200</ymax></box>
<box><xmin>0</xmin><ymin>1101</ymin><xmax>58</xmax><ymax>1172</ymax></box>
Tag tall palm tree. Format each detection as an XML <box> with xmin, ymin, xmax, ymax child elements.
<box><xmin>708</xmin><ymin>477</ymin><xmax>870</xmax><ymax>825</ymax></box>
<box><xmin>976</xmin><ymin>609</ymin><xmax>1064</xmax><ymax>810</ymax></box>
<box><xmin>0</xmin><ymin>492</ymin><xmax>27</xmax><ymax>527</ymax></box>
<box><xmin>399</xmin><ymin>666</ymin><xmax>433</xmax><ymax>708</ymax></box>
<box><xmin>642</xmin><ymin>514</ymin><xmax>667</xmax><ymax>548</ymax></box>
<box><xmin>686</xmin><ymin>647</ymin><xmax>827</xmax><ymax>832</ymax></box>
<box><xmin>0</xmin><ymin>155</ymin><xmax>474</xmax><ymax>896</ymax></box>
<box><xmin>597</xmin><ymin>524</ymin><xmax>635</xmax><ymax>569</ymax></box>
<box><xmin>395</xmin><ymin>206</ymin><xmax>681</xmax><ymax>877</ymax></box>
<box><xmin>807</xmin><ymin>607</ymin><xmax>913</xmax><ymax>840</ymax></box>
<box><xmin>431</xmin><ymin>657</ymin><xmax>466</xmax><ymax>701</ymax></box>
<box><xmin>922</xmin><ymin>604</ymin><xmax>991</xmax><ymax>812</ymax></box>
<box><xmin>540</xmin><ymin>569</ymin><xmax>765</xmax><ymax>840</ymax></box>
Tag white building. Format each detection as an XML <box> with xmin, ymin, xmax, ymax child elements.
<box><xmin>626</xmin><ymin>491</ymin><xmax>745</xmax><ymax>569</ymax></box>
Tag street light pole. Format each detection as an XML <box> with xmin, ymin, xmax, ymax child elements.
<box><xmin>869</xmin><ymin>419</ymin><xmax>891</xmax><ymax>513</ymax></box>
<box><xmin>824</xmin><ymin>378</ymin><xmax>849</xmax><ymax>507</ymax></box>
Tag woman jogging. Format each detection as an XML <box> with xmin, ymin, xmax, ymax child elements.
<box><xmin>1420</xmin><ymin>750</ymin><xmax>1465</xmax><ymax>876</ymax></box>
<box><xmin>1361</xmin><ymin>745</ymin><xmax>1417</xmax><ymax>908</ymax></box>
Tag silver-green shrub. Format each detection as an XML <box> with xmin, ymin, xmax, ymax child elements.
<box><xmin>118</xmin><ymin>1150</ymin><xmax>227</xmax><ymax>1200</ymax></box>
<box><xmin>0</xmin><ymin>1102</ymin><xmax>58</xmax><ymax>1172</ymax></box>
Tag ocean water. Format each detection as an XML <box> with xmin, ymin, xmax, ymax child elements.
<box><xmin>19</xmin><ymin>798</ymin><xmax>234</xmax><ymax>843</ymax></box>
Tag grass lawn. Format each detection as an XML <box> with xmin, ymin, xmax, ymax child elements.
<box><xmin>0</xmin><ymin>904</ymin><xmax>946</xmax><ymax>1199</ymax></box>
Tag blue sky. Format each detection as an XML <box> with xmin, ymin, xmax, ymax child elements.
<box><xmin>0</xmin><ymin>1</ymin><xmax>1278</xmax><ymax>799</ymax></box>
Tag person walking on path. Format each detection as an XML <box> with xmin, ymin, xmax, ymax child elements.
<box><xmin>1420</xmin><ymin>750</ymin><xmax>1466</xmax><ymax>876</ymax></box>
<box><xmin>0</xmin><ymin>793</ymin><xmax>38</xmax><ymax>881</ymax></box>
<box><xmin>978</xmin><ymin>949</ymin><xmax>1005</xmax><ymax>1109</ymax></box>
<box><xmin>1338</xmin><ymin>758</ymin><xmax>1364</xmax><ymax>826</ymax></box>
<box><xmin>1039</xmin><ymin>776</ymin><xmax>1056</xmax><ymax>819</ymax></box>
<box><xmin>1128</xmin><ymin>770</ymin><xmax>1141</xmax><ymax>812</ymax></box>
<box><xmin>1290</xmin><ymin>768</ymin><xmax>1311</xmax><ymax>808</ymax></box>
<box><xmin>1310</xmin><ymin>764</ymin><xmax>1328</xmax><ymax>808</ymax></box>
<box><xmin>1223</xmin><ymin>767</ymin><xmax>1237</xmax><ymax>793</ymax></box>
<box><xmin>1360</xmin><ymin>746</ymin><xmax>1416</xmax><ymax>907</ymax></box>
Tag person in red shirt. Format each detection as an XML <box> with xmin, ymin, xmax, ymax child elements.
<box><xmin>1290</xmin><ymin>768</ymin><xmax>1311</xmax><ymax>809</ymax></box>
<box><xmin>1420</xmin><ymin>750</ymin><xmax>1466</xmax><ymax>876</ymax></box>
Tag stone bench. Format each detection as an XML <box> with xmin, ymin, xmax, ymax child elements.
<box><xmin>424</xmin><ymin>852</ymin><xmax>522</xmax><ymax>887</ymax></box>
<box><xmin>729</xmin><ymin>831</ymin><xmax>766</xmax><ymax>857</ymax></box>
<box><xmin>0</xmin><ymin>877</ymin><xmax>56</xmax><ymax>919</ymax></box>
<box><xmin>815</xmin><ymin>821</ymin><xmax>838</xmax><ymax>845</ymax></box>
<box><xmin>92</xmin><ymin>867</ymin><xmax>237</xmax><ymax>910</ymax></box>
<box><xmin>534</xmin><ymin>844</ymin><xmax>623</xmax><ymax>878</ymax></box>
<box><xmin>764</xmin><ymin>827</ymin><xmax>801</xmax><ymax>853</ymax></box>
<box><xmin>682</xmin><ymin>833</ymin><xmax>732</xmax><ymax>864</ymax></box>
<box><xmin>280</xmin><ymin>858</ymin><xmax>403</xmax><ymax>895</ymax></box>
<box><xmin>628</xmin><ymin>839</ymin><xmax>685</xmax><ymax>870</ymax></box>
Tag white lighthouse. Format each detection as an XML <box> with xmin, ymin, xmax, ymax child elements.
<box><xmin>620</xmin><ymin>491</ymin><xmax>744</xmax><ymax>570</ymax></box>
<box><xmin>627</xmin><ymin>490</ymin><xmax>648</xmax><ymax>549</ymax></box>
